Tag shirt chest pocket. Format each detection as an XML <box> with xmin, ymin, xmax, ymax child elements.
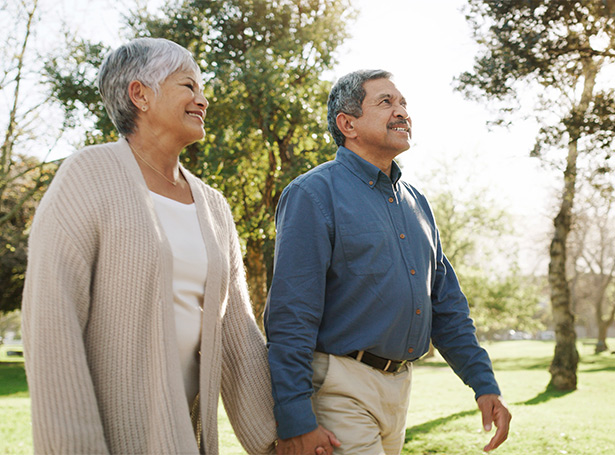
<box><xmin>339</xmin><ymin>222</ymin><xmax>394</xmax><ymax>276</ymax></box>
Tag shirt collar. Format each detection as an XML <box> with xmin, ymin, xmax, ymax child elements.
<box><xmin>335</xmin><ymin>146</ymin><xmax>402</xmax><ymax>187</ymax></box>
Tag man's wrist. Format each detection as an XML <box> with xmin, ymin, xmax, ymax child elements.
<box><xmin>274</xmin><ymin>398</ymin><xmax>318</xmax><ymax>440</ymax></box>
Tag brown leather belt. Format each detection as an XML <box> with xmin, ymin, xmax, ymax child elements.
<box><xmin>347</xmin><ymin>350</ymin><xmax>407</xmax><ymax>373</ymax></box>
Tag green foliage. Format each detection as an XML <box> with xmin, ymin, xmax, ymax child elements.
<box><xmin>0</xmin><ymin>311</ymin><xmax>22</xmax><ymax>341</ymax></box>
<box><xmin>0</xmin><ymin>157</ymin><xmax>57</xmax><ymax>313</ymax></box>
<box><xmin>418</xmin><ymin>155</ymin><xmax>544</xmax><ymax>336</ymax></box>
<box><xmin>463</xmin><ymin>268</ymin><xmax>546</xmax><ymax>339</ymax></box>
<box><xmin>457</xmin><ymin>0</ymin><xmax>615</xmax><ymax>161</ymax></box>
<box><xmin>44</xmin><ymin>40</ymin><xmax>117</xmax><ymax>145</ymax></box>
<box><xmin>136</xmin><ymin>0</ymin><xmax>353</xmax><ymax>236</ymax></box>
<box><xmin>45</xmin><ymin>0</ymin><xmax>355</xmax><ymax>313</ymax></box>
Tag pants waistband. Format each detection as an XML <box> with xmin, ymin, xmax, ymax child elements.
<box><xmin>347</xmin><ymin>350</ymin><xmax>407</xmax><ymax>373</ymax></box>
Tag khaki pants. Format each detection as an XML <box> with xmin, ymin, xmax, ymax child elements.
<box><xmin>311</xmin><ymin>352</ymin><xmax>413</xmax><ymax>455</ymax></box>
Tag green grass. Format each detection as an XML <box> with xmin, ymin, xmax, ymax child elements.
<box><xmin>402</xmin><ymin>340</ymin><xmax>615</xmax><ymax>455</ymax></box>
<box><xmin>2</xmin><ymin>341</ymin><xmax>614</xmax><ymax>454</ymax></box>
<box><xmin>0</xmin><ymin>345</ymin><xmax>31</xmax><ymax>455</ymax></box>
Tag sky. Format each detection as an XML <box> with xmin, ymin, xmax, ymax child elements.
<box><xmin>29</xmin><ymin>0</ymin><xmax>560</xmax><ymax>271</ymax></box>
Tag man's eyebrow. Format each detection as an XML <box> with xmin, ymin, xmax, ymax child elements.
<box><xmin>374</xmin><ymin>93</ymin><xmax>406</xmax><ymax>105</ymax></box>
<box><xmin>375</xmin><ymin>93</ymin><xmax>393</xmax><ymax>101</ymax></box>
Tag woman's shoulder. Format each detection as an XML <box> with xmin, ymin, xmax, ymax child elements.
<box><xmin>44</xmin><ymin>140</ymin><xmax>135</xmax><ymax>211</ymax></box>
<box><xmin>60</xmin><ymin>140</ymin><xmax>126</xmax><ymax>171</ymax></box>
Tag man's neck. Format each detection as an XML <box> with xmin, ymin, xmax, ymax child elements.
<box><xmin>344</xmin><ymin>144</ymin><xmax>402</xmax><ymax>178</ymax></box>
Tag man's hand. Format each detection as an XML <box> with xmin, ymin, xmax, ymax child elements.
<box><xmin>276</xmin><ymin>425</ymin><xmax>341</xmax><ymax>455</ymax></box>
<box><xmin>476</xmin><ymin>394</ymin><xmax>511</xmax><ymax>452</ymax></box>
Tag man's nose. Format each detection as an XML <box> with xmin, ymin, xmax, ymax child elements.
<box><xmin>395</xmin><ymin>104</ymin><xmax>409</xmax><ymax>119</ymax></box>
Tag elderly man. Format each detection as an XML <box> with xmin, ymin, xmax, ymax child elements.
<box><xmin>265</xmin><ymin>69</ymin><xmax>511</xmax><ymax>455</ymax></box>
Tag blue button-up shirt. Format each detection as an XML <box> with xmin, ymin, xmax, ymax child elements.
<box><xmin>264</xmin><ymin>146</ymin><xmax>500</xmax><ymax>439</ymax></box>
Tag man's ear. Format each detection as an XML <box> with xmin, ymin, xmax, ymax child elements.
<box><xmin>128</xmin><ymin>80</ymin><xmax>150</xmax><ymax>112</ymax></box>
<box><xmin>336</xmin><ymin>112</ymin><xmax>358</xmax><ymax>140</ymax></box>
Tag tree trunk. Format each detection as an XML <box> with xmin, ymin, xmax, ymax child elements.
<box><xmin>548</xmin><ymin>201</ymin><xmax>579</xmax><ymax>390</ymax></box>
<box><xmin>244</xmin><ymin>237</ymin><xmax>268</xmax><ymax>329</ymax></box>
<box><xmin>596</xmin><ymin>297</ymin><xmax>615</xmax><ymax>354</ymax></box>
<box><xmin>595</xmin><ymin>321</ymin><xmax>609</xmax><ymax>354</ymax></box>
<box><xmin>547</xmin><ymin>128</ymin><xmax>580</xmax><ymax>390</ymax></box>
<box><xmin>548</xmin><ymin>59</ymin><xmax>598</xmax><ymax>390</ymax></box>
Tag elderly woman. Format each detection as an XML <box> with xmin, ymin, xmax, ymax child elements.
<box><xmin>22</xmin><ymin>38</ymin><xmax>277</xmax><ymax>454</ymax></box>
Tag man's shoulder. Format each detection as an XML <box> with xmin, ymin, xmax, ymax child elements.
<box><xmin>287</xmin><ymin>160</ymin><xmax>339</xmax><ymax>190</ymax></box>
<box><xmin>400</xmin><ymin>180</ymin><xmax>429</xmax><ymax>202</ymax></box>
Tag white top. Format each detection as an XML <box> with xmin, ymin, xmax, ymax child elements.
<box><xmin>150</xmin><ymin>190</ymin><xmax>208</xmax><ymax>405</ymax></box>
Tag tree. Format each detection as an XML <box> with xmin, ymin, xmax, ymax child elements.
<box><xmin>46</xmin><ymin>0</ymin><xmax>355</xmax><ymax>321</ymax></box>
<box><xmin>569</xmin><ymin>185</ymin><xmax>615</xmax><ymax>353</ymax></box>
<box><xmin>1</xmin><ymin>0</ymin><xmax>60</xmax><ymax>313</ymax></box>
<box><xmin>416</xmin><ymin>155</ymin><xmax>544</xmax><ymax>340</ymax></box>
<box><xmin>0</xmin><ymin>156</ymin><xmax>55</xmax><ymax>313</ymax></box>
<box><xmin>456</xmin><ymin>0</ymin><xmax>615</xmax><ymax>390</ymax></box>
<box><xmin>0</xmin><ymin>309</ymin><xmax>22</xmax><ymax>341</ymax></box>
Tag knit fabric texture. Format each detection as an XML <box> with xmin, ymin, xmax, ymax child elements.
<box><xmin>22</xmin><ymin>138</ymin><xmax>276</xmax><ymax>454</ymax></box>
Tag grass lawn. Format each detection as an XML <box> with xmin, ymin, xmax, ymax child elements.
<box><xmin>0</xmin><ymin>345</ymin><xmax>31</xmax><ymax>455</ymax></box>
<box><xmin>2</xmin><ymin>340</ymin><xmax>614</xmax><ymax>454</ymax></box>
<box><xmin>402</xmin><ymin>340</ymin><xmax>615</xmax><ymax>454</ymax></box>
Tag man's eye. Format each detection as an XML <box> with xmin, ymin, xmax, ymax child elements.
<box><xmin>185</xmin><ymin>84</ymin><xmax>195</xmax><ymax>91</ymax></box>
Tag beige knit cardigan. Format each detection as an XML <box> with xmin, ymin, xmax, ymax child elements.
<box><xmin>22</xmin><ymin>139</ymin><xmax>277</xmax><ymax>454</ymax></box>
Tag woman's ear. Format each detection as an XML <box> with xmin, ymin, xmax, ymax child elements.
<box><xmin>336</xmin><ymin>112</ymin><xmax>358</xmax><ymax>140</ymax></box>
<box><xmin>128</xmin><ymin>80</ymin><xmax>150</xmax><ymax>112</ymax></box>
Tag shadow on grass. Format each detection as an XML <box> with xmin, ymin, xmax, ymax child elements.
<box><xmin>579</xmin><ymin>353</ymin><xmax>615</xmax><ymax>373</ymax></box>
<box><xmin>515</xmin><ymin>383</ymin><xmax>575</xmax><ymax>406</ymax></box>
<box><xmin>490</xmin><ymin>356</ymin><xmax>553</xmax><ymax>371</ymax></box>
<box><xmin>0</xmin><ymin>362</ymin><xmax>28</xmax><ymax>397</ymax></box>
<box><xmin>417</xmin><ymin>356</ymin><xmax>555</xmax><ymax>371</ymax></box>
<box><xmin>582</xmin><ymin>365</ymin><xmax>615</xmax><ymax>373</ymax></box>
<box><xmin>404</xmin><ymin>408</ymin><xmax>478</xmax><ymax>443</ymax></box>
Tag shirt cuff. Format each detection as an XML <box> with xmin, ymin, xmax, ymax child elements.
<box><xmin>473</xmin><ymin>384</ymin><xmax>502</xmax><ymax>400</ymax></box>
<box><xmin>274</xmin><ymin>397</ymin><xmax>318</xmax><ymax>440</ymax></box>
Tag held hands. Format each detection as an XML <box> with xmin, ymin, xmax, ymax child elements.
<box><xmin>276</xmin><ymin>425</ymin><xmax>341</xmax><ymax>455</ymax></box>
<box><xmin>476</xmin><ymin>394</ymin><xmax>512</xmax><ymax>452</ymax></box>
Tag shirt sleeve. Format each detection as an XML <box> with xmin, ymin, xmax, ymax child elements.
<box><xmin>264</xmin><ymin>182</ymin><xmax>333</xmax><ymax>440</ymax></box>
<box><xmin>430</xmin><ymin>236</ymin><xmax>502</xmax><ymax>399</ymax></box>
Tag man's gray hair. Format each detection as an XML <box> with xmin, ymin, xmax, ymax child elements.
<box><xmin>98</xmin><ymin>37</ymin><xmax>201</xmax><ymax>136</ymax></box>
<box><xmin>327</xmin><ymin>69</ymin><xmax>393</xmax><ymax>147</ymax></box>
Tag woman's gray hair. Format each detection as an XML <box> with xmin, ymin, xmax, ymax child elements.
<box><xmin>98</xmin><ymin>37</ymin><xmax>201</xmax><ymax>136</ymax></box>
<box><xmin>327</xmin><ymin>69</ymin><xmax>393</xmax><ymax>147</ymax></box>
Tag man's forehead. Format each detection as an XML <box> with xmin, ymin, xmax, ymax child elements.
<box><xmin>364</xmin><ymin>78</ymin><xmax>405</xmax><ymax>100</ymax></box>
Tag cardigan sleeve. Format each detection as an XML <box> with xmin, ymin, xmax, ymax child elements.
<box><xmin>22</xmin><ymin>184</ymin><xmax>110</xmax><ymax>454</ymax></box>
<box><xmin>218</xmin><ymin>204</ymin><xmax>277</xmax><ymax>455</ymax></box>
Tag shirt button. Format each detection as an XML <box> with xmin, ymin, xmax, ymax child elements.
<box><xmin>410</xmin><ymin>269</ymin><xmax>416</xmax><ymax>275</ymax></box>
<box><xmin>416</xmin><ymin>309</ymin><xmax>421</xmax><ymax>315</ymax></box>
<box><xmin>408</xmin><ymin>348</ymin><xmax>414</xmax><ymax>354</ymax></box>
<box><xmin>388</xmin><ymin>197</ymin><xmax>394</xmax><ymax>203</ymax></box>
<box><xmin>368</xmin><ymin>180</ymin><xmax>374</xmax><ymax>185</ymax></box>
<box><xmin>400</xmin><ymin>234</ymin><xmax>406</xmax><ymax>239</ymax></box>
